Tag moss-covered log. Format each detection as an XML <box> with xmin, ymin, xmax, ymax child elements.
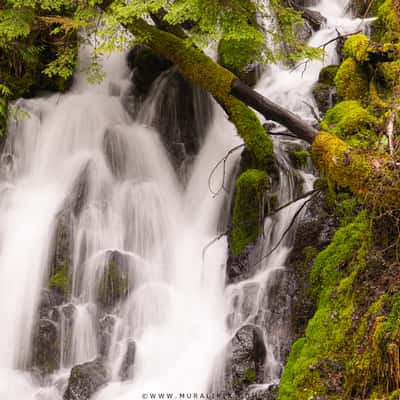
<box><xmin>312</xmin><ymin>132</ymin><xmax>399</xmax><ymax>211</ymax></box>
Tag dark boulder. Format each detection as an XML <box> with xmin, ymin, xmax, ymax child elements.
<box><xmin>141</xmin><ymin>69</ymin><xmax>213</xmax><ymax>174</ymax></box>
<box><xmin>119</xmin><ymin>339</ymin><xmax>136</xmax><ymax>381</ymax></box>
<box><xmin>31</xmin><ymin>318</ymin><xmax>60</xmax><ymax>376</ymax></box>
<box><xmin>123</xmin><ymin>45</ymin><xmax>214</xmax><ymax>175</ymax></box>
<box><xmin>63</xmin><ymin>358</ymin><xmax>108</xmax><ymax>400</ymax></box>
<box><xmin>97</xmin><ymin>250</ymin><xmax>131</xmax><ymax>309</ymax></box>
<box><xmin>127</xmin><ymin>45</ymin><xmax>172</xmax><ymax>95</ymax></box>
<box><xmin>224</xmin><ymin>324</ymin><xmax>267</xmax><ymax>397</ymax></box>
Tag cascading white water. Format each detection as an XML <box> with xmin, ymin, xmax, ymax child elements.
<box><xmin>0</xmin><ymin>41</ymin><xmax>240</xmax><ymax>399</ymax></box>
<box><xmin>0</xmin><ymin>1</ymin><xmax>370</xmax><ymax>399</ymax></box>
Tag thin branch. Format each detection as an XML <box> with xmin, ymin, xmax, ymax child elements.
<box><xmin>250</xmin><ymin>192</ymin><xmax>318</xmax><ymax>270</ymax></box>
<box><xmin>208</xmin><ymin>144</ymin><xmax>245</xmax><ymax>197</ymax></box>
<box><xmin>302</xmin><ymin>101</ymin><xmax>322</xmax><ymax>122</ymax></box>
<box><xmin>201</xmin><ymin>189</ymin><xmax>320</xmax><ymax>262</ymax></box>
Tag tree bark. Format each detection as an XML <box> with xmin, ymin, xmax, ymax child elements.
<box><xmin>231</xmin><ymin>79</ymin><xmax>319</xmax><ymax>143</ymax></box>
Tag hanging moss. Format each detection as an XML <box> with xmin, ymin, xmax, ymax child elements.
<box><xmin>49</xmin><ymin>264</ymin><xmax>69</xmax><ymax>297</ymax></box>
<box><xmin>334</xmin><ymin>58</ymin><xmax>369</xmax><ymax>102</ymax></box>
<box><xmin>343</xmin><ymin>34</ymin><xmax>370</xmax><ymax>63</ymax></box>
<box><xmin>231</xmin><ymin>169</ymin><xmax>269</xmax><ymax>256</ymax></box>
<box><xmin>289</xmin><ymin>149</ymin><xmax>310</xmax><ymax>169</ymax></box>
<box><xmin>320</xmin><ymin>100</ymin><xmax>378</xmax><ymax>145</ymax></box>
<box><xmin>318</xmin><ymin>65</ymin><xmax>339</xmax><ymax>85</ymax></box>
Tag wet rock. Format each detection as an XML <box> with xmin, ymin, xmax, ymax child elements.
<box><xmin>63</xmin><ymin>358</ymin><xmax>108</xmax><ymax>400</ymax></box>
<box><xmin>103</xmin><ymin>127</ymin><xmax>128</xmax><ymax>179</ymax></box>
<box><xmin>301</xmin><ymin>8</ymin><xmax>327</xmax><ymax>31</ymax></box>
<box><xmin>286</xmin><ymin>191</ymin><xmax>337</xmax><ymax>339</ymax></box>
<box><xmin>224</xmin><ymin>324</ymin><xmax>266</xmax><ymax>396</ymax></box>
<box><xmin>119</xmin><ymin>340</ymin><xmax>136</xmax><ymax>381</ymax></box>
<box><xmin>124</xmin><ymin>46</ymin><xmax>213</xmax><ymax>175</ymax></box>
<box><xmin>145</xmin><ymin>69</ymin><xmax>213</xmax><ymax>174</ymax></box>
<box><xmin>127</xmin><ymin>45</ymin><xmax>172</xmax><ymax>96</ymax></box>
<box><xmin>69</xmin><ymin>163</ymin><xmax>90</xmax><ymax>217</ymax></box>
<box><xmin>31</xmin><ymin>318</ymin><xmax>60</xmax><ymax>376</ymax></box>
<box><xmin>98</xmin><ymin>314</ymin><xmax>116</xmax><ymax>356</ymax></box>
<box><xmin>313</xmin><ymin>65</ymin><xmax>339</xmax><ymax>114</ymax></box>
<box><xmin>97</xmin><ymin>250</ymin><xmax>131</xmax><ymax>309</ymax></box>
<box><xmin>241</xmin><ymin>63</ymin><xmax>264</xmax><ymax>87</ymax></box>
<box><xmin>38</xmin><ymin>288</ymin><xmax>63</xmax><ymax>320</ymax></box>
<box><xmin>313</xmin><ymin>83</ymin><xmax>336</xmax><ymax>114</ymax></box>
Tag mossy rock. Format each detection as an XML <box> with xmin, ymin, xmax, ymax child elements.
<box><xmin>318</xmin><ymin>65</ymin><xmax>339</xmax><ymax>85</ymax></box>
<box><xmin>289</xmin><ymin>149</ymin><xmax>311</xmax><ymax>169</ymax></box>
<box><xmin>231</xmin><ymin>169</ymin><xmax>269</xmax><ymax>256</ymax></box>
<box><xmin>379</xmin><ymin>59</ymin><xmax>400</xmax><ymax>92</ymax></box>
<box><xmin>320</xmin><ymin>100</ymin><xmax>378</xmax><ymax>146</ymax></box>
<box><xmin>371</xmin><ymin>0</ymin><xmax>400</xmax><ymax>42</ymax></box>
<box><xmin>97</xmin><ymin>251</ymin><xmax>130</xmax><ymax>308</ymax></box>
<box><xmin>334</xmin><ymin>57</ymin><xmax>369</xmax><ymax>102</ymax></box>
<box><xmin>342</xmin><ymin>34</ymin><xmax>370</xmax><ymax>63</ymax></box>
<box><xmin>64</xmin><ymin>358</ymin><xmax>108</xmax><ymax>400</ymax></box>
<box><xmin>278</xmin><ymin>213</ymin><xmax>370</xmax><ymax>400</ymax></box>
<box><xmin>49</xmin><ymin>264</ymin><xmax>70</xmax><ymax>299</ymax></box>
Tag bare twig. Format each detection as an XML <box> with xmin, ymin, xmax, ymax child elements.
<box><xmin>250</xmin><ymin>192</ymin><xmax>318</xmax><ymax>269</ymax></box>
<box><xmin>201</xmin><ymin>189</ymin><xmax>320</xmax><ymax>262</ymax></box>
<box><xmin>302</xmin><ymin>101</ymin><xmax>322</xmax><ymax>122</ymax></box>
<box><xmin>208</xmin><ymin>144</ymin><xmax>245</xmax><ymax>197</ymax></box>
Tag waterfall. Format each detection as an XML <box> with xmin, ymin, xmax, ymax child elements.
<box><xmin>0</xmin><ymin>1</ymin><xmax>370</xmax><ymax>399</ymax></box>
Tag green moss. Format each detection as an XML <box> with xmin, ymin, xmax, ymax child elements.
<box><xmin>278</xmin><ymin>213</ymin><xmax>370</xmax><ymax>400</ymax></box>
<box><xmin>0</xmin><ymin>97</ymin><xmax>7</xmax><ymax>136</ymax></box>
<box><xmin>343</xmin><ymin>34</ymin><xmax>370</xmax><ymax>63</ymax></box>
<box><xmin>372</xmin><ymin>0</ymin><xmax>400</xmax><ymax>42</ymax></box>
<box><xmin>379</xmin><ymin>60</ymin><xmax>400</xmax><ymax>93</ymax></box>
<box><xmin>229</xmin><ymin>99</ymin><xmax>274</xmax><ymax>170</ymax></box>
<box><xmin>320</xmin><ymin>101</ymin><xmax>378</xmax><ymax>145</ymax></box>
<box><xmin>289</xmin><ymin>149</ymin><xmax>310</xmax><ymax>169</ymax></box>
<box><xmin>318</xmin><ymin>65</ymin><xmax>339</xmax><ymax>85</ymax></box>
<box><xmin>242</xmin><ymin>368</ymin><xmax>257</xmax><ymax>384</ymax></box>
<box><xmin>231</xmin><ymin>169</ymin><xmax>269</xmax><ymax>256</ymax></box>
<box><xmin>49</xmin><ymin>264</ymin><xmax>69</xmax><ymax>296</ymax></box>
<box><xmin>334</xmin><ymin>58</ymin><xmax>369</xmax><ymax>102</ymax></box>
